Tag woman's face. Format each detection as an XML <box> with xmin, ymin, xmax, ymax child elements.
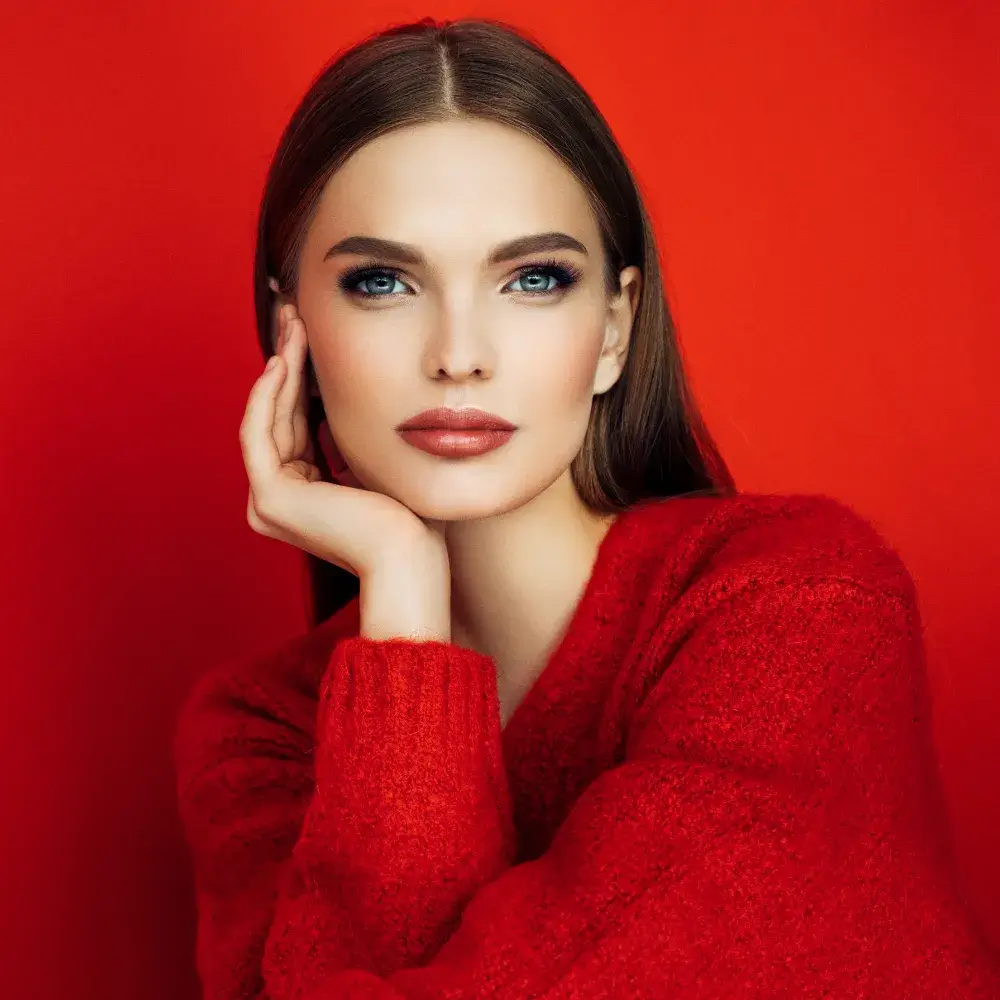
<box><xmin>292</xmin><ymin>117</ymin><xmax>641</xmax><ymax>521</ymax></box>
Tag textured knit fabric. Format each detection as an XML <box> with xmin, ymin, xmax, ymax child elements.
<box><xmin>174</xmin><ymin>491</ymin><xmax>1000</xmax><ymax>999</ymax></box>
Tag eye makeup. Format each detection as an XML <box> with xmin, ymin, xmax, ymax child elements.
<box><xmin>337</xmin><ymin>257</ymin><xmax>584</xmax><ymax>300</ymax></box>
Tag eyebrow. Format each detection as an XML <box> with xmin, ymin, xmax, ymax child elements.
<box><xmin>323</xmin><ymin>231</ymin><xmax>589</xmax><ymax>268</ymax></box>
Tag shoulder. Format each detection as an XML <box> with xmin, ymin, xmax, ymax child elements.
<box><xmin>621</xmin><ymin>489</ymin><xmax>918</xmax><ymax>606</ymax></box>
<box><xmin>621</xmin><ymin>492</ymin><xmax>927</xmax><ymax>763</ymax></box>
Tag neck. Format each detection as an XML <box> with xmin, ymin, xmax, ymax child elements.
<box><xmin>440</xmin><ymin>470</ymin><xmax>617</xmax><ymax>695</ymax></box>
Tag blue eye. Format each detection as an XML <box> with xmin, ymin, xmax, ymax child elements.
<box><xmin>338</xmin><ymin>258</ymin><xmax>583</xmax><ymax>300</ymax></box>
<box><xmin>503</xmin><ymin>260</ymin><xmax>582</xmax><ymax>296</ymax></box>
<box><xmin>508</xmin><ymin>270</ymin><xmax>560</xmax><ymax>293</ymax></box>
<box><xmin>340</xmin><ymin>269</ymin><xmax>408</xmax><ymax>297</ymax></box>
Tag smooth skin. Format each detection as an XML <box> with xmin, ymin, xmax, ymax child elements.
<box><xmin>241</xmin><ymin>118</ymin><xmax>641</xmax><ymax>722</ymax></box>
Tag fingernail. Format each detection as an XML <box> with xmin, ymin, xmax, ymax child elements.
<box><xmin>266</xmin><ymin>356</ymin><xmax>277</xmax><ymax>370</ymax></box>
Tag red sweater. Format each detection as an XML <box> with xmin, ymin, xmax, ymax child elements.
<box><xmin>174</xmin><ymin>491</ymin><xmax>1000</xmax><ymax>998</ymax></box>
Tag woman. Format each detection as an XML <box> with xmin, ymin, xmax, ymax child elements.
<box><xmin>173</xmin><ymin>16</ymin><xmax>1000</xmax><ymax>998</ymax></box>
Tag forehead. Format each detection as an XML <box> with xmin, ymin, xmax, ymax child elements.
<box><xmin>307</xmin><ymin>119</ymin><xmax>599</xmax><ymax>257</ymax></box>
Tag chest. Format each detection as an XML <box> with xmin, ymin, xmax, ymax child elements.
<box><xmin>497</xmin><ymin>672</ymin><xmax>534</xmax><ymax>730</ymax></box>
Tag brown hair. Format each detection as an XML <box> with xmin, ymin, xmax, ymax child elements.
<box><xmin>252</xmin><ymin>16</ymin><xmax>737</xmax><ymax>628</ymax></box>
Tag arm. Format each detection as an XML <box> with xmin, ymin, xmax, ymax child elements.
<box><xmin>175</xmin><ymin>631</ymin><xmax>516</xmax><ymax>1000</ymax></box>
<box><xmin>262</xmin><ymin>636</ymin><xmax>516</xmax><ymax>988</ymax></box>
<box><xmin>178</xmin><ymin>576</ymin><xmax>1000</xmax><ymax>999</ymax></box>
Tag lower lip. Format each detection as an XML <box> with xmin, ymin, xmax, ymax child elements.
<box><xmin>396</xmin><ymin>428</ymin><xmax>516</xmax><ymax>457</ymax></box>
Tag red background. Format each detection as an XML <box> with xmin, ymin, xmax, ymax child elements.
<box><xmin>2</xmin><ymin>2</ymin><xmax>998</xmax><ymax>997</ymax></box>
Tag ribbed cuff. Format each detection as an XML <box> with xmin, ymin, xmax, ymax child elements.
<box><xmin>319</xmin><ymin>636</ymin><xmax>502</xmax><ymax>759</ymax></box>
<box><xmin>307</xmin><ymin>635</ymin><xmax>514</xmax><ymax>878</ymax></box>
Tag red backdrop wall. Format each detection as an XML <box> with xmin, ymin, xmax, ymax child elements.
<box><xmin>2</xmin><ymin>2</ymin><xmax>997</xmax><ymax>997</ymax></box>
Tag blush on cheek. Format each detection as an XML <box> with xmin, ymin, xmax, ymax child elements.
<box><xmin>311</xmin><ymin>339</ymin><xmax>372</xmax><ymax>411</ymax></box>
<box><xmin>553</xmin><ymin>329</ymin><xmax>607</xmax><ymax>404</ymax></box>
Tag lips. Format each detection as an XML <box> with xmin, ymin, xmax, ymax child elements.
<box><xmin>395</xmin><ymin>408</ymin><xmax>517</xmax><ymax>458</ymax></box>
<box><xmin>395</xmin><ymin>407</ymin><xmax>517</xmax><ymax>432</ymax></box>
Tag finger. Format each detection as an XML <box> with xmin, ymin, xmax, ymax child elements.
<box><xmin>285</xmin><ymin>318</ymin><xmax>312</xmax><ymax>460</ymax></box>
<box><xmin>270</xmin><ymin>289</ymin><xmax>288</xmax><ymax>349</ymax></box>
<box><xmin>275</xmin><ymin>317</ymin><xmax>311</xmax><ymax>463</ymax></box>
<box><xmin>292</xmin><ymin>323</ymin><xmax>313</xmax><ymax>460</ymax></box>
<box><xmin>272</xmin><ymin>317</ymin><xmax>303</xmax><ymax>463</ymax></box>
<box><xmin>240</xmin><ymin>356</ymin><xmax>285</xmax><ymax>493</ymax></box>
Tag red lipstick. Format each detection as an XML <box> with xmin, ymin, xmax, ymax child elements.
<box><xmin>395</xmin><ymin>407</ymin><xmax>517</xmax><ymax>458</ymax></box>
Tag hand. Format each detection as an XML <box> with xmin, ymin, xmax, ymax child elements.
<box><xmin>239</xmin><ymin>303</ymin><xmax>448</xmax><ymax>586</ymax></box>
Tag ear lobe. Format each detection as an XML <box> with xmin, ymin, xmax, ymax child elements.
<box><xmin>593</xmin><ymin>264</ymin><xmax>641</xmax><ymax>396</ymax></box>
<box><xmin>591</xmin><ymin>317</ymin><xmax>629</xmax><ymax>395</ymax></box>
<box><xmin>592</xmin><ymin>350</ymin><xmax>625</xmax><ymax>395</ymax></box>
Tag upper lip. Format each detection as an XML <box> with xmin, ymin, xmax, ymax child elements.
<box><xmin>396</xmin><ymin>407</ymin><xmax>517</xmax><ymax>431</ymax></box>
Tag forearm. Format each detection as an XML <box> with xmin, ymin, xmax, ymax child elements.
<box><xmin>265</xmin><ymin>626</ymin><xmax>514</xmax><ymax>988</ymax></box>
<box><xmin>258</xmin><ymin>543</ymin><xmax>516</xmax><ymax>990</ymax></box>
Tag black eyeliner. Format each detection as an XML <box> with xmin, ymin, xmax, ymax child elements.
<box><xmin>337</xmin><ymin>257</ymin><xmax>583</xmax><ymax>298</ymax></box>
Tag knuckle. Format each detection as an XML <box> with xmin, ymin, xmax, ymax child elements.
<box><xmin>250</xmin><ymin>490</ymin><xmax>282</xmax><ymax>526</ymax></box>
<box><xmin>246</xmin><ymin>498</ymin><xmax>264</xmax><ymax>529</ymax></box>
<box><xmin>247</xmin><ymin>503</ymin><xmax>276</xmax><ymax>538</ymax></box>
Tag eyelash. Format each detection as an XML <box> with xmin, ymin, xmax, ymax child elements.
<box><xmin>337</xmin><ymin>257</ymin><xmax>583</xmax><ymax>300</ymax></box>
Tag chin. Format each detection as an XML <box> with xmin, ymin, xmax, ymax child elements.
<box><xmin>395</xmin><ymin>487</ymin><xmax>535</xmax><ymax>523</ymax></box>
<box><xmin>349</xmin><ymin>436</ymin><xmax>583</xmax><ymax>523</ymax></box>
<box><xmin>378</xmin><ymin>468</ymin><xmax>558</xmax><ymax>523</ymax></box>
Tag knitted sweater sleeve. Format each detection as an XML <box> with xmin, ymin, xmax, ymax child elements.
<box><xmin>174</xmin><ymin>574</ymin><xmax>1000</xmax><ymax>999</ymax></box>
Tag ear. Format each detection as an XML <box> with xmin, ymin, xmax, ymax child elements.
<box><xmin>592</xmin><ymin>265</ymin><xmax>642</xmax><ymax>395</ymax></box>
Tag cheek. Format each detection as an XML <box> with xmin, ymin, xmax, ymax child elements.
<box><xmin>310</xmin><ymin>327</ymin><xmax>393</xmax><ymax>409</ymax></box>
<box><xmin>517</xmin><ymin>318</ymin><xmax>605</xmax><ymax>419</ymax></box>
<box><xmin>308</xmin><ymin>303</ymin><xmax>605</xmax><ymax>441</ymax></box>
<box><xmin>306</xmin><ymin>330</ymin><xmax>403</xmax><ymax>463</ymax></box>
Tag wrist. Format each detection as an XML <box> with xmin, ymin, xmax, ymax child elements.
<box><xmin>359</xmin><ymin>549</ymin><xmax>451</xmax><ymax>642</ymax></box>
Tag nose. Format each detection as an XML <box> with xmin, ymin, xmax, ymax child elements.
<box><xmin>422</xmin><ymin>306</ymin><xmax>495</xmax><ymax>382</ymax></box>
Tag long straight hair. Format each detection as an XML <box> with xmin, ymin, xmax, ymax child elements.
<box><xmin>252</xmin><ymin>17</ymin><xmax>737</xmax><ymax>628</ymax></box>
